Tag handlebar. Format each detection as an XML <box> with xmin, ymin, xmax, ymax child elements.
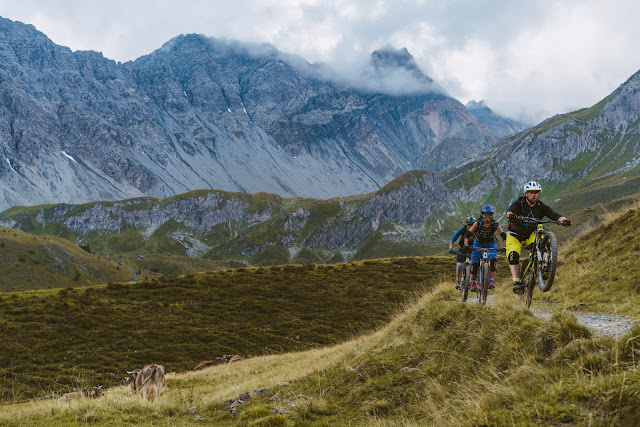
<box><xmin>466</xmin><ymin>246</ymin><xmax>506</xmax><ymax>254</ymax></box>
<box><xmin>510</xmin><ymin>217</ymin><xmax>569</xmax><ymax>226</ymax></box>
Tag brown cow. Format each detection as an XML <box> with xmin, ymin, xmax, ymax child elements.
<box><xmin>58</xmin><ymin>385</ymin><xmax>103</xmax><ymax>403</ymax></box>
<box><xmin>125</xmin><ymin>363</ymin><xmax>166</xmax><ymax>400</ymax></box>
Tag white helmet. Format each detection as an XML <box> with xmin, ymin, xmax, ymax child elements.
<box><xmin>523</xmin><ymin>181</ymin><xmax>542</xmax><ymax>192</ymax></box>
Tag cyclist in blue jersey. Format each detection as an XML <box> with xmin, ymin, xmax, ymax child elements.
<box><xmin>449</xmin><ymin>216</ymin><xmax>476</xmax><ymax>289</ymax></box>
<box><xmin>465</xmin><ymin>205</ymin><xmax>507</xmax><ymax>292</ymax></box>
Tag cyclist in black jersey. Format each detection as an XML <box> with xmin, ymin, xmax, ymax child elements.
<box><xmin>465</xmin><ymin>205</ymin><xmax>507</xmax><ymax>292</ymax></box>
<box><xmin>448</xmin><ymin>216</ymin><xmax>476</xmax><ymax>289</ymax></box>
<box><xmin>505</xmin><ymin>181</ymin><xmax>571</xmax><ymax>293</ymax></box>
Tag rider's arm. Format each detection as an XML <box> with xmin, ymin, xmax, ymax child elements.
<box><xmin>540</xmin><ymin>203</ymin><xmax>561</xmax><ymax>221</ymax></box>
<box><xmin>506</xmin><ymin>199</ymin><xmax>520</xmax><ymax>219</ymax></box>
<box><xmin>468</xmin><ymin>222</ymin><xmax>478</xmax><ymax>235</ymax></box>
<box><xmin>450</xmin><ymin>227</ymin><xmax>464</xmax><ymax>245</ymax></box>
<box><xmin>497</xmin><ymin>225</ymin><xmax>507</xmax><ymax>248</ymax></box>
<box><xmin>450</xmin><ymin>226</ymin><xmax>464</xmax><ymax>251</ymax></box>
<box><xmin>541</xmin><ymin>203</ymin><xmax>571</xmax><ymax>225</ymax></box>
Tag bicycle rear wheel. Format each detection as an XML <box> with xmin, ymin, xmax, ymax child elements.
<box><xmin>537</xmin><ymin>231</ymin><xmax>558</xmax><ymax>292</ymax></box>
<box><xmin>481</xmin><ymin>263</ymin><xmax>489</xmax><ymax>306</ymax></box>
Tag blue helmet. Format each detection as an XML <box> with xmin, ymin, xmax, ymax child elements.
<box><xmin>481</xmin><ymin>205</ymin><xmax>494</xmax><ymax>214</ymax></box>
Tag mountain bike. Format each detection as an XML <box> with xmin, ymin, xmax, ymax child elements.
<box><xmin>514</xmin><ymin>218</ymin><xmax>564</xmax><ymax>308</ymax></box>
<box><xmin>473</xmin><ymin>246</ymin><xmax>505</xmax><ymax>306</ymax></box>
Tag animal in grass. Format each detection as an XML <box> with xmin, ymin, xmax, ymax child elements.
<box><xmin>58</xmin><ymin>385</ymin><xmax>104</xmax><ymax>403</ymax></box>
<box><xmin>125</xmin><ymin>363</ymin><xmax>166</xmax><ymax>400</ymax></box>
<box><xmin>120</xmin><ymin>376</ymin><xmax>133</xmax><ymax>387</ymax></box>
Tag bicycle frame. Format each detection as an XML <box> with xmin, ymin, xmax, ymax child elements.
<box><xmin>475</xmin><ymin>246</ymin><xmax>497</xmax><ymax>306</ymax></box>
<box><xmin>516</xmin><ymin>218</ymin><xmax>562</xmax><ymax>307</ymax></box>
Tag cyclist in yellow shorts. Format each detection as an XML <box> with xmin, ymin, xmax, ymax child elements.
<box><xmin>505</xmin><ymin>181</ymin><xmax>571</xmax><ymax>293</ymax></box>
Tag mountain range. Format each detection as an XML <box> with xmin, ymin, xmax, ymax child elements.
<box><xmin>0</xmin><ymin>17</ymin><xmax>525</xmax><ymax>211</ymax></box>
<box><xmin>1</xmin><ymin>16</ymin><xmax>639</xmax><ymax>272</ymax></box>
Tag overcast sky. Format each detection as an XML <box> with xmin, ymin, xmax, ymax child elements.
<box><xmin>1</xmin><ymin>0</ymin><xmax>639</xmax><ymax>124</ymax></box>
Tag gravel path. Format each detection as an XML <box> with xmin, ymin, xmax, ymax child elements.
<box><xmin>531</xmin><ymin>308</ymin><xmax>635</xmax><ymax>338</ymax></box>
<box><xmin>462</xmin><ymin>291</ymin><xmax>635</xmax><ymax>338</ymax></box>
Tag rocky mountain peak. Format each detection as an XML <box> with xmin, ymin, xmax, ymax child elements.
<box><xmin>465</xmin><ymin>100</ymin><xmax>488</xmax><ymax>110</ymax></box>
<box><xmin>369</xmin><ymin>47</ymin><xmax>435</xmax><ymax>91</ymax></box>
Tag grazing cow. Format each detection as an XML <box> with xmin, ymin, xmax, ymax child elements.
<box><xmin>58</xmin><ymin>385</ymin><xmax>103</xmax><ymax>403</ymax></box>
<box><xmin>125</xmin><ymin>363</ymin><xmax>166</xmax><ymax>400</ymax></box>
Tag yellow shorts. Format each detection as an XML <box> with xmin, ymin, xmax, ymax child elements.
<box><xmin>506</xmin><ymin>232</ymin><xmax>535</xmax><ymax>258</ymax></box>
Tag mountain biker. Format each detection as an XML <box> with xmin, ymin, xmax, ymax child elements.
<box><xmin>465</xmin><ymin>205</ymin><xmax>506</xmax><ymax>292</ymax></box>
<box><xmin>448</xmin><ymin>216</ymin><xmax>476</xmax><ymax>289</ymax></box>
<box><xmin>505</xmin><ymin>181</ymin><xmax>571</xmax><ymax>293</ymax></box>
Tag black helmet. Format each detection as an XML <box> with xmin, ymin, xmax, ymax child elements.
<box><xmin>466</xmin><ymin>216</ymin><xmax>476</xmax><ymax>225</ymax></box>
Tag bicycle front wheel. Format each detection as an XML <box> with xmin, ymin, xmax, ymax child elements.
<box><xmin>537</xmin><ymin>231</ymin><xmax>558</xmax><ymax>292</ymax></box>
<box><xmin>481</xmin><ymin>263</ymin><xmax>489</xmax><ymax>306</ymax></box>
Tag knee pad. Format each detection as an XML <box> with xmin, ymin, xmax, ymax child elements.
<box><xmin>471</xmin><ymin>263</ymin><xmax>479</xmax><ymax>275</ymax></box>
<box><xmin>456</xmin><ymin>262</ymin><xmax>464</xmax><ymax>272</ymax></box>
<box><xmin>508</xmin><ymin>251</ymin><xmax>519</xmax><ymax>265</ymax></box>
<box><xmin>490</xmin><ymin>259</ymin><xmax>497</xmax><ymax>272</ymax></box>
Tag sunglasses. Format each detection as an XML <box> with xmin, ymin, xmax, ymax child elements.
<box><xmin>527</xmin><ymin>190</ymin><xmax>541</xmax><ymax>194</ymax></box>
<box><xmin>482</xmin><ymin>212</ymin><xmax>493</xmax><ymax>216</ymax></box>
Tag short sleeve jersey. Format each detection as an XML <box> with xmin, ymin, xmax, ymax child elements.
<box><xmin>507</xmin><ymin>196</ymin><xmax>561</xmax><ymax>239</ymax></box>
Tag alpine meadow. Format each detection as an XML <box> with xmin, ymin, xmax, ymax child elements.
<box><xmin>1</xmin><ymin>8</ymin><xmax>640</xmax><ymax>427</ymax></box>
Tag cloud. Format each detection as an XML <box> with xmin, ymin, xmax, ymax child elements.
<box><xmin>1</xmin><ymin>0</ymin><xmax>639</xmax><ymax>124</ymax></box>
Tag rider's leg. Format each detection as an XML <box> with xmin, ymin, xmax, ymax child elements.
<box><xmin>470</xmin><ymin>262</ymin><xmax>479</xmax><ymax>290</ymax></box>
<box><xmin>455</xmin><ymin>262</ymin><xmax>464</xmax><ymax>288</ymax></box>
<box><xmin>508</xmin><ymin>233</ymin><xmax>535</xmax><ymax>291</ymax></box>
<box><xmin>455</xmin><ymin>251</ymin><xmax>467</xmax><ymax>288</ymax></box>
<box><xmin>506</xmin><ymin>233</ymin><xmax>522</xmax><ymax>280</ymax></box>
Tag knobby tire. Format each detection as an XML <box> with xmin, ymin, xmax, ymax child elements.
<box><xmin>481</xmin><ymin>263</ymin><xmax>490</xmax><ymax>306</ymax></box>
<box><xmin>537</xmin><ymin>231</ymin><xmax>558</xmax><ymax>292</ymax></box>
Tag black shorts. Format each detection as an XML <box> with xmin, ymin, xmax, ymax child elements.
<box><xmin>456</xmin><ymin>250</ymin><xmax>470</xmax><ymax>263</ymax></box>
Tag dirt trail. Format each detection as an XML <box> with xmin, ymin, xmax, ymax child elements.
<box><xmin>463</xmin><ymin>292</ymin><xmax>635</xmax><ymax>338</ymax></box>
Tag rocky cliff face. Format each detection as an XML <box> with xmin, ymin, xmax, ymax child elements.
<box><xmin>0</xmin><ymin>171</ymin><xmax>453</xmax><ymax>263</ymax></box>
<box><xmin>445</xmin><ymin>70</ymin><xmax>640</xmax><ymax>214</ymax></box>
<box><xmin>0</xmin><ymin>17</ymin><xmax>514</xmax><ymax>211</ymax></box>
<box><xmin>465</xmin><ymin>100</ymin><xmax>529</xmax><ymax>139</ymax></box>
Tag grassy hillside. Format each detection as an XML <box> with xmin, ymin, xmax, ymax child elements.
<box><xmin>0</xmin><ymin>256</ymin><xmax>449</xmax><ymax>403</ymax></box>
<box><xmin>3</xmin><ymin>206</ymin><xmax>640</xmax><ymax>424</ymax></box>
<box><xmin>3</xmin><ymin>283</ymin><xmax>639</xmax><ymax>426</ymax></box>
<box><xmin>539</xmin><ymin>204</ymin><xmax>640</xmax><ymax>318</ymax></box>
<box><xmin>0</xmin><ymin>227</ymin><xmax>146</xmax><ymax>292</ymax></box>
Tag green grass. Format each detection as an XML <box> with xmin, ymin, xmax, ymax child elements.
<box><xmin>538</xmin><ymin>205</ymin><xmax>640</xmax><ymax>318</ymax></box>
<box><xmin>3</xmin><ymin>200</ymin><xmax>640</xmax><ymax>424</ymax></box>
<box><xmin>4</xmin><ymin>280</ymin><xmax>640</xmax><ymax>426</ymax></box>
<box><xmin>0</xmin><ymin>256</ymin><xmax>449</xmax><ymax>403</ymax></box>
<box><xmin>0</xmin><ymin>227</ymin><xmax>142</xmax><ymax>292</ymax></box>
